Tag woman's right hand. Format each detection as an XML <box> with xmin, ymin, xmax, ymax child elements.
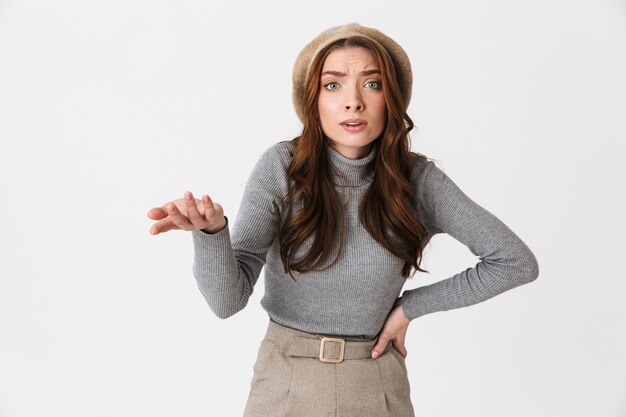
<box><xmin>147</xmin><ymin>191</ymin><xmax>226</xmax><ymax>235</ymax></box>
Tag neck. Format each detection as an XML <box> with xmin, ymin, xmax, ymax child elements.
<box><xmin>329</xmin><ymin>142</ymin><xmax>374</xmax><ymax>160</ymax></box>
<box><xmin>325</xmin><ymin>141</ymin><xmax>377</xmax><ymax>187</ymax></box>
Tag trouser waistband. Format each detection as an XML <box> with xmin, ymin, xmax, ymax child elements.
<box><xmin>265</xmin><ymin>319</ymin><xmax>392</xmax><ymax>363</ymax></box>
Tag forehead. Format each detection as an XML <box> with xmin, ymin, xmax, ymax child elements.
<box><xmin>321</xmin><ymin>46</ymin><xmax>378</xmax><ymax>70</ymax></box>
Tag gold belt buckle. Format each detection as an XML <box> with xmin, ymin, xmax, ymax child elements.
<box><xmin>319</xmin><ymin>337</ymin><xmax>345</xmax><ymax>363</ymax></box>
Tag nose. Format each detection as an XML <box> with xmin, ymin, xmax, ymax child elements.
<box><xmin>345</xmin><ymin>103</ymin><xmax>363</xmax><ymax>111</ymax></box>
<box><xmin>345</xmin><ymin>86</ymin><xmax>364</xmax><ymax>112</ymax></box>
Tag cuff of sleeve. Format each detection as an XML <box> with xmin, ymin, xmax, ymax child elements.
<box><xmin>191</xmin><ymin>216</ymin><xmax>230</xmax><ymax>244</ymax></box>
<box><xmin>191</xmin><ymin>216</ymin><xmax>234</xmax><ymax>278</ymax></box>
<box><xmin>196</xmin><ymin>216</ymin><xmax>229</xmax><ymax>236</ymax></box>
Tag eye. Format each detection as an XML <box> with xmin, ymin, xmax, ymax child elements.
<box><xmin>365</xmin><ymin>80</ymin><xmax>382</xmax><ymax>89</ymax></box>
<box><xmin>323</xmin><ymin>82</ymin><xmax>340</xmax><ymax>90</ymax></box>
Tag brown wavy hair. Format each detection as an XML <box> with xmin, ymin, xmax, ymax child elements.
<box><xmin>278</xmin><ymin>36</ymin><xmax>431</xmax><ymax>281</ymax></box>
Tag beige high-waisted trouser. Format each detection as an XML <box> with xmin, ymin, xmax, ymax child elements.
<box><xmin>243</xmin><ymin>318</ymin><xmax>415</xmax><ymax>417</ymax></box>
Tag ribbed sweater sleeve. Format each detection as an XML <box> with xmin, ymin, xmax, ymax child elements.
<box><xmin>400</xmin><ymin>160</ymin><xmax>540</xmax><ymax>321</ymax></box>
<box><xmin>190</xmin><ymin>146</ymin><xmax>285</xmax><ymax>319</ymax></box>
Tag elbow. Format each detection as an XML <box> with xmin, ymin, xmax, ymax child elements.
<box><xmin>528</xmin><ymin>255</ymin><xmax>540</xmax><ymax>282</ymax></box>
<box><xmin>206</xmin><ymin>293</ymin><xmax>250</xmax><ymax>320</ymax></box>
<box><xmin>527</xmin><ymin>248</ymin><xmax>540</xmax><ymax>281</ymax></box>
<box><xmin>193</xmin><ymin>270</ymin><xmax>252</xmax><ymax>320</ymax></box>
<box><xmin>212</xmin><ymin>307</ymin><xmax>239</xmax><ymax>320</ymax></box>
<box><xmin>499</xmin><ymin>245</ymin><xmax>539</xmax><ymax>288</ymax></box>
<box><xmin>518</xmin><ymin>248</ymin><xmax>540</xmax><ymax>285</ymax></box>
<box><xmin>208</xmin><ymin>298</ymin><xmax>248</xmax><ymax>320</ymax></box>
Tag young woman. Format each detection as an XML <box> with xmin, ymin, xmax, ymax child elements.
<box><xmin>147</xmin><ymin>22</ymin><xmax>539</xmax><ymax>417</ymax></box>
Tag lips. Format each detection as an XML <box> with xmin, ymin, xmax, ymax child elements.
<box><xmin>340</xmin><ymin>118</ymin><xmax>367</xmax><ymax>126</ymax></box>
<box><xmin>340</xmin><ymin>119</ymin><xmax>368</xmax><ymax>133</ymax></box>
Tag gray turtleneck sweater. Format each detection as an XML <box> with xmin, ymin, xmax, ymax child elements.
<box><xmin>191</xmin><ymin>140</ymin><xmax>539</xmax><ymax>340</ymax></box>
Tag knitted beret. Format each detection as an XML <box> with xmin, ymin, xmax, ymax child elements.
<box><xmin>292</xmin><ymin>22</ymin><xmax>413</xmax><ymax>124</ymax></box>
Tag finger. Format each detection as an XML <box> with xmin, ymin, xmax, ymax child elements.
<box><xmin>371</xmin><ymin>336</ymin><xmax>389</xmax><ymax>359</ymax></box>
<box><xmin>150</xmin><ymin>218</ymin><xmax>175</xmax><ymax>235</ymax></box>
<box><xmin>184</xmin><ymin>191</ymin><xmax>204</xmax><ymax>226</ymax></box>
<box><xmin>202</xmin><ymin>194</ymin><xmax>222</xmax><ymax>222</ymax></box>
<box><xmin>395</xmin><ymin>332</ymin><xmax>408</xmax><ymax>358</ymax></box>
<box><xmin>393</xmin><ymin>341</ymin><xmax>408</xmax><ymax>358</ymax></box>
<box><xmin>202</xmin><ymin>194</ymin><xmax>216</xmax><ymax>215</ymax></box>
<box><xmin>390</xmin><ymin>327</ymin><xmax>407</xmax><ymax>355</ymax></box>
<box><xmin>166</xmin><ymin>203</ymin><xmax>193</xmax><ymax>230</ymax></box>
<box><xmin>147</xmin><ymin>207</ymin><xmax>167</xmax><ymax>220</ymax></box>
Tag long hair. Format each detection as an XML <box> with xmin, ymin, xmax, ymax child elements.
<box><xmin>278</xmin><ymin>36</ymin><xmax>431</xmax><ymax>280</ymax></box>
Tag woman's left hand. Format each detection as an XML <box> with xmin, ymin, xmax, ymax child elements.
<box><xmin>371</xmin><ymin>297</ymin><xmax>410</xmax><ymax>359</ymax></box>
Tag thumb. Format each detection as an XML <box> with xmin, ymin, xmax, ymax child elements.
<box><xmin>371</xmin><ymin>337</ymin><xmax>388</xmax><ymax>359</ymax></box>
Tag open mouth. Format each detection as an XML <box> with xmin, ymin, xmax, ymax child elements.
<box><xmin>340</xmin><ymin>122</ymin><xmax>367</xmax><ymax>132</ymax></box>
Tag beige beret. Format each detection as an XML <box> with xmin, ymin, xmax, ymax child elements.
<box><xmin>292</xmin><ymin>22</ymin><xmax>413</xmax><ymax>124</ymax></box>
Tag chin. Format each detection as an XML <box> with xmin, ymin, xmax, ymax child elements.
<box><xmin>330</xmin><ymin>134</ymin><xmax>376</xmax><ymax>146</ymax></box>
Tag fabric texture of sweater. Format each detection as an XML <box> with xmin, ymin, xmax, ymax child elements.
<box><xmin>191</xmin><ymin>140</ymin><xmax>539</xmax><ymax>341</ymax></box>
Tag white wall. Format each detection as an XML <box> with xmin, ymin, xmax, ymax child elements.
<box><xmin>1</xmin><ymin>0</ymin><xmax>624</xmax><ymax>416</ymax></box>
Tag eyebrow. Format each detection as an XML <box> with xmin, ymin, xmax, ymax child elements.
<box><xmin>321</xmin><ymin>69</ymin><xmax>381</xmax><ymax>77</ymax></box>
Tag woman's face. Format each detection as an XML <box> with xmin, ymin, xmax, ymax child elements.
<box><xmin>317</xmin><ymin>46</ymin><xmax>387</xmax><ymax>160</ymax></box>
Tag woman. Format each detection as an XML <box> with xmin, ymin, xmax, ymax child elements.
<box><xmin>147</xmin><ymin>23</ymin><xmax>539</xmax><ymax>417</ymax></box>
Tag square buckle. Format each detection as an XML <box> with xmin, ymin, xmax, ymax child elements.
<box><xmin>319</xmin><ymin>337</ymin><xmax>345</xmax><ymax>363</ymax></box>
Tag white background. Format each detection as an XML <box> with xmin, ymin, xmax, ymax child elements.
<box><xmin>1</xmin><ymin>0</ymin><xmax>625</xmax><ymax>416</ymax></box>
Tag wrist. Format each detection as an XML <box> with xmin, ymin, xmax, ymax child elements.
<box><xmin>201</xmin><ymin>217</ymin><xmax>227</xmax><ymax>234</ymax></box>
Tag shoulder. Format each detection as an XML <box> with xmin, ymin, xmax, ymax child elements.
<box><xmin>245</xmin><ymin>140</ymin><xmax>295</xmax><ymax>196</ymax></box>
<box><xmin>255</xmin><ymin>140</ymin><xmax>295</xmax><ymax>172</ymax></box>
<box><xmin>407</xmin><ymin>153</ymin><xmax>451</xmax><ymax>235</ymax></box>
<box><xmin>408</xmin><ymin>153</ymin><xmax>447</xmax><ymax>195</ymax></box>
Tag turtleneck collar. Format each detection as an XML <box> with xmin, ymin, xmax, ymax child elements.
<box><xmin>325</xmin><ymin>141</ymin><xmax>377</xmax><ymax>187</ymax></box>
